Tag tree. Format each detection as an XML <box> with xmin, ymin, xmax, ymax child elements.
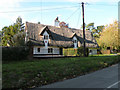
<box><xmin>1</xmin><ymin>17</ymin><xmax>25</xmax><ymax>46</ymax></box>
<box><xmin>86</xmin><ymin>22</ymin><xmax>94</xmax><ymax>31</ymax></box>
<box><xmin>97</xmin><ymin>25</ymin><xmax>104</xmax><ymax>33</ymax></box>
<box><xmin>97</xmin><ymin>21</ymin><xmax>119</xmax><ymax>49</ymax></box>
<box><xmin>8</xmin><ymin>32</ymin><xmax>26</xmax><ymax>46</ymax></box>
<box><xmin>15</xmin><ymin>16</ymin><xmax>25</xmax><ymax>32</ymax></box>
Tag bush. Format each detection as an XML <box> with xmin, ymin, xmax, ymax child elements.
<box><xmin>63</xmin><ymin>48</ymin><xmax>77</xmax><ymax>56</ymax></box>
<box><xmin>2</xmin><ymin>46</ymin><xmax>30</xmax><ymax>61</ymax></box>
<box><xmin>77</xmin><ymin>47</ymin><xmax>89</xmax><ymax>57</ymax></box>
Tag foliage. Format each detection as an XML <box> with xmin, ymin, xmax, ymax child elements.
<box><xmin>97</xmin><ymin>25</ymin><xmax>104</xmax><ymax>33</ymax></box>
<box><xmin>10</xmin><ymin>32</ymin><xmax>26</xmax><ymax>46</ymax></box>
<box><xmin>63</xmin><ymin>48</ymin><xmax>77</xmax><ymax>56</ymax></box>
<box><xmin>97</xmin><ymin>21</ymin><xmax>119</xmax><ymax>49</ymax></box>
<box><xmin>86</xmin><ymin>22</ymin><xmax>94</xmax><ymax>31</ymax></box>
<box><xmin>1</xmin><ymin>16</ymin><xmax>25</xmax><ymax>46</ymax></box>
<box><xmin>63</xmin><ymin>47</ymin><xmax>89</xmax><ymax>57</ymax></box>
<box><xmin>2</xmin><ymin>56</ymin><xmax>119</xmax><ymax>89</ymax></box>
<box><xmin>82</xmin><ymin>23</ymin><xmax>104</xmax><ymax>39</ymax></box>
<box><xmin>93</xmin><ymin>33</ymin><xmax>100</xmax><ymax>38</ymax></box>
<box><xmin>16</xmin><ymin>16</ymin><xmax>25</xmax><ymax>32</ymax></box>
<box><xmin>77</xmin><ymin>47</ymin><xmax>89</xmax><ymax>57</ymax></box>
<box><xmin>2</xmin><ymin>46</ymin><xmax>30</xmax><ymax>61</ymax></box>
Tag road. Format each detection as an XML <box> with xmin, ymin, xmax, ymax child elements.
<box><xmin>35</xmin><ymin>64</ymin><xmax>119</xmax><ymax>89</ymax></box>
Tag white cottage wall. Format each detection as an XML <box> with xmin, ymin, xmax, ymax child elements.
<box><xmin>33</xmin><ymin>46</ymin><xmax>60</xmax><ymax>55</ymax></box>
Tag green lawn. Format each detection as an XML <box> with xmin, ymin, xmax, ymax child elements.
<box><xmin>2</xmin><ymin>55</ymin><xmax>120</xmax><ymax>89</ymax></box>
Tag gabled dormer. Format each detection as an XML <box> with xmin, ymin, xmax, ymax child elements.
<box><xmin>71</xmin><ymin>33</ymin><xmax>78</xmax><ymax>49</ymax></box>
<box><xmin>40</xmin><ymin>26</ymin><xmax>51</xmax><ymax>48</ymax></box>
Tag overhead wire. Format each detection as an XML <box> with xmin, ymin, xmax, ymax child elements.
<box><xmin>76</xmin><ymin>7</ymin><xmax>81</xmax><ymax>28</ymax></box>
<box><xmin>65</xmin><ymin>7</ymin><xmax>80</xmax><ymax>21</ymax></box>
<box><xmin>0</xmin><ymin>5</ymin><xmax>79</xmax><ymax>13</ymax></box>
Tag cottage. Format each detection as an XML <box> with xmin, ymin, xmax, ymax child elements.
<box><xmin>25</xmin><ymin>22</ymin><xmax>99</xmax><ymax>57</ymax></box>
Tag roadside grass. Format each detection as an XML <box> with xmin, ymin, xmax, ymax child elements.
<box><xmin>2</xmin><ymin>55</ymin><xmax>120</xmax><ymax>89</ymax></box>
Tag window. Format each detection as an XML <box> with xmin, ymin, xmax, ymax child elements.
<box><xmin>37</xmin><ymin>48</ymin><xmax>40</xmax><ymax>52</ymax></box>
<box><xmin>90</xmin><ymin>50</ymin><xmax>92</xmax><ymax>53</ymax></box>
<box><xmin>44</xmin><ymin>35</ymin><xmax>48</xmax><ymax>40</ymax></box>
<box><xmin>48</xmin><ymin>48</ymin><xmax>53</xmax><ymax>53</ymax></box>
<box><xmin>74</xmin><ymin>40</ymin><xmax>77</xmax><ymax>43</ymax></box>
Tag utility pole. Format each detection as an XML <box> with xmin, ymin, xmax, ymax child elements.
<box><xmin>82</xmin><ymin>2</ymin><xmax>86</xmax><ymax>57</ymax></box>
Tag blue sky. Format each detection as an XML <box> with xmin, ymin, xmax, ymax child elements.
<box><xmin>0</xmin><ymin>0</ymin><xmax>119</xmax><ymax>30</ymax></box>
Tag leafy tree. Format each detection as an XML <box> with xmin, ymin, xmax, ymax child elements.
<box><xmin>97</xmin><ymin>25</ymin><xmax>104</xmax><ymax>33</ymax></box>
<box><xmin>97</xmin><ymin>21</ymin><xmax>119</xmax><ymax>49</ymax></box>
<box><xmin>15</xmin><ymin>16</ymin><xmax>25</xmax><ymax>32</ymax></box>
<box><xmin>86</xmin><ymin>23</ymin><xmax>94</xmax><ymax>31</ymax></box>
<box><xmin>8</xmin><ymin>32</ymin><xmax>26</xmax><ymax>46</ymax></box>
<box><xmin>1</xmin><ymin>17</ymin><xmax>25</xmax><ymax>46</ymax></box>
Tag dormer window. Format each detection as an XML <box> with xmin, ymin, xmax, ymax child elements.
<box><xmin>73</xmin><ymin>36</ymin><xmax>78</xmax><ymax>49</ymax></box>
<box><xmin>44</xmin><ymin>35</ymin><xmax>48</xmax><ymax>40</ymax></box>
<box><xmin>74</xmin><ymin>40</ymin><xmax>77</xmax><ymax>43</ymax></box>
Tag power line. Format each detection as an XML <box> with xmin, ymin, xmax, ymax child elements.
<box><xmin>65</xmin><ymin>7</ymin><xmax>80</xmax><ymax>21</ymax></box>
<box><xmin>0</xmin><ymin>5</ymin><xmax>78</xmax><ymax>13</ymax></box>
<box><xmin>76</xmin><ymin>7</ymin><xmax>81</xmax><ymax>28</ymax></box>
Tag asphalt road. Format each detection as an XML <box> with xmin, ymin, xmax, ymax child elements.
<box><xmin>35</xmin><ymin>64</ymin><xmax>119</xmax><ymax>89</ymax></box>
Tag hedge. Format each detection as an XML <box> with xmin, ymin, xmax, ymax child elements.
<box><xmin>63</xmin><ymin>48</ymin><xmax>77</xmax><ymax>56</ymax></box>
<box><xmin>2</xmin><ymin>46</ymin><xmax>30</xmax><ymax>61</ymax></box>
<box><xmin>77</xmin><ymin>47</ymin><xmax>89</xmax><ymax>57</ymax></box>
<box><xmin>63</xmin><ymin>47</ymin><xmax>89</xmax><ymax>57</ymax></box>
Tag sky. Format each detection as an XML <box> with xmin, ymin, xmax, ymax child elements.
<box><xmin>0</xmin><ymin>0</ymin><xmax>119</xmax><ymax>30</ymax></box>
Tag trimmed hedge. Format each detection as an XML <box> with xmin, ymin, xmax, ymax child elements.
<box><xmin>63</xmin><ymin>47</ymin><xmax>89</xmax><ymax>57</ymax></box>
<box><xmin>2</xmin><ymin>46</ymin><xmax>30</xmax><ymax>61</ymax></box>
<box><xmin>63</xmin><ymin>48</ymin><xmax>77</xmax><ymax>56</ymax></box>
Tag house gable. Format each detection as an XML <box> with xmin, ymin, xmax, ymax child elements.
<box><xmin>39</xmin><ymin>26</ymin><xmax>51</xmax><ymax>36</ymax></box>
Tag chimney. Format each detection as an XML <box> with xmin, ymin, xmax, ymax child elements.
<box><xmin>54</xmin><ymin>17</ymin><xmax>60</xmax><ymax>27</ymax></box>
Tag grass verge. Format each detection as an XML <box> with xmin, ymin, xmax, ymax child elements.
<box><xmin>2</xmin><ymin>55</ymin><xmax>120</xmax><ymax>89</ymax></box>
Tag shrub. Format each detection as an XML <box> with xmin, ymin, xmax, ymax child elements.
<box><xmin>2</xmin><ymin>46</ymin><xmax>30</xmax><ymax>61</ymax></box>
<box><xmin>77</xmin><ymin>47</ymin><xmax>89</xmax><ymax>57</ymax></box>
<box><xmin>63</xmin><ymin>48</ymin><xmax>77</xmax><ymax>56</ymax></box>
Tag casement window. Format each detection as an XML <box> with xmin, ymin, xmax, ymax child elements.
<box><xmin>37</xmin><ymin>48</ymin><xmax>40</xmax><ymax>52</ymax></box>
<box><xmin>44</xmin><ymin>35</ymin><xmax>48</xmax><ymax>40</ymax></box>
<box><xmin>48</xmin><ymin>48</ymin><xmax>53</xmax><ymax>53</ymax></box>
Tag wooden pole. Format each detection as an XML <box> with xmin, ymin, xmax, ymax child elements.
<box><xmin>82</xmin><ymin>2</ymin><xmax>86</xmax><ymax>57</ymax></box>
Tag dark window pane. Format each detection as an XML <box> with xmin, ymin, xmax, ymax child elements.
<box><xmin>44</xmin><ymin>35</ymin><xmax>48</xmax><ymax>39</ymax></box>
<box><xmin>38</xmin><ymin>48</ymin><xmax>40</xmax><ymax>52</ymax></box>
<box><xmin>48</xmin><ymin>48</ymin><xmax>53</xmax><ymax>53</ymax></box>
